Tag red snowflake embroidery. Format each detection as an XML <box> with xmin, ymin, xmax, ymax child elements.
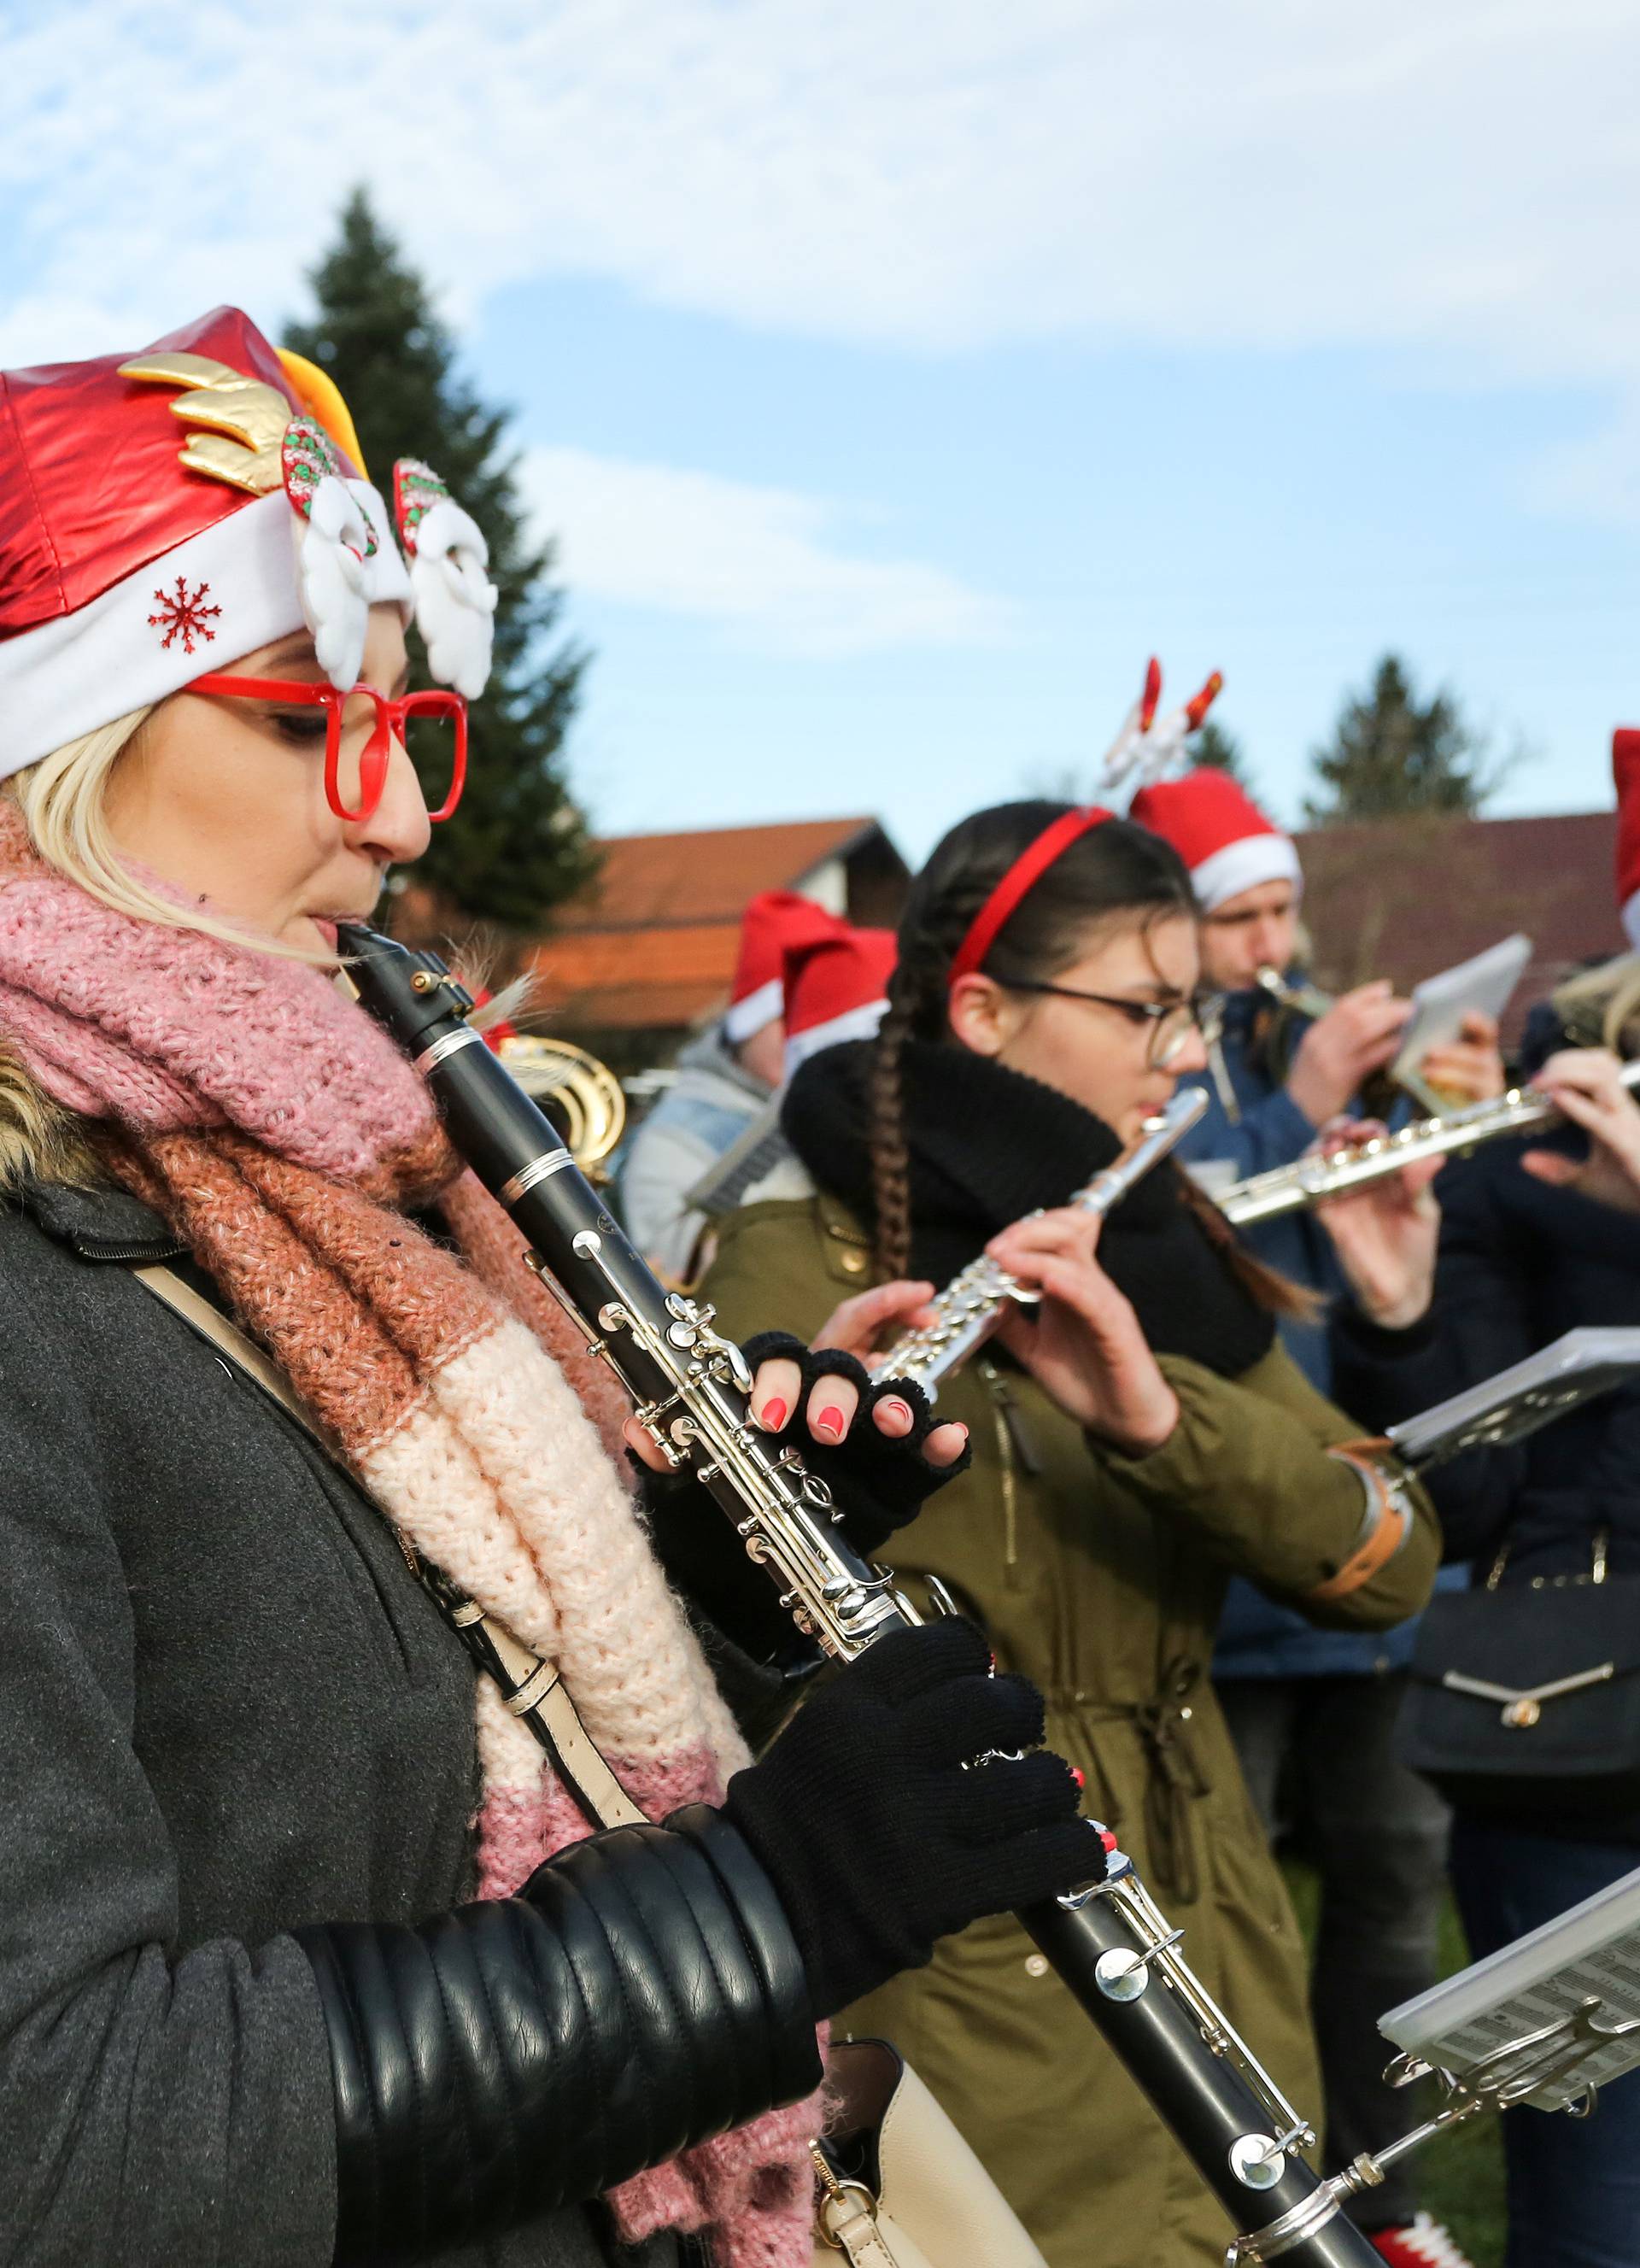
<box><xmin>148</xmin><ymin>577</ymin><xmax>222</xmax><ymax>655</ymax></box>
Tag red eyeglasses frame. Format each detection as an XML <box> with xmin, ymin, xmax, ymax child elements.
<box><xmin>189</xmin><ymin>672</ymin><xmax>469</xmax><ymax>823</ymax></box>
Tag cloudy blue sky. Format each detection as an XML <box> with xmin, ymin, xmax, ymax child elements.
<box><xmin>4</xmin><ymin>0</ymin><xmax>1639</xmax><ymax>861</ymax></box>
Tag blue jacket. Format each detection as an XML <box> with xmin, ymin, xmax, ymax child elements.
<box><xmin>617</xmin><ymin>1026</ymin><xmax>772</xmax><ymax>1279</ymax></box>
<box><xmin>1176</xmin><ymin>987</ymin><xmax>1342</xmax><ymax>1395</ymax></box>
<box><xmin>1180</xmin><ymin>984</ymin><xmax>1433</xmax><ymax>1679</ymax></box>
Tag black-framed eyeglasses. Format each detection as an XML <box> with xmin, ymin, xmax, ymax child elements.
<box><xmin>1004</xmin><ymin>981</ymin><xmax>1223</xmax><ymax>1068</ymax></box>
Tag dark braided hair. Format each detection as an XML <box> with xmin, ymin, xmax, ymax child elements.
<box><xmin>868</xmin><ymin>800</ymin><xmax>1310</xmax><ymax>1316</ymax></box>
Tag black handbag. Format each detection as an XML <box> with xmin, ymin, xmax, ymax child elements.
<box><xmin>1400</xmin><ymin>1529</ymin><xmax>1640</xmax><ymax>1819</ymax></box>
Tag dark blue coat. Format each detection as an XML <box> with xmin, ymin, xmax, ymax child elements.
<box><xmin>1332</xmin><ymin>1063</ymin><xmax>1640</xmax><ymax>1590</ymax></box>
<box><xmin>1183</xmin><ymin>986</ymin><xmax>1434</xmax><ymax>1679</ymax></box>
<box><xmin>1176</xmin><ymin>987</ymin><xmax>1343</xmax><ymax>1395</ymax></box>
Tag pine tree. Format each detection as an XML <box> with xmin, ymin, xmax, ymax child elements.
<box><xmin>284</xmin><ymin>189</ymin><xmax>594</xmax><ymax>936</ymax></box>
<box><xmin>1190</xmin><ymin>717</ymin><xmax>1252</xmax><ymax>789</ymax></box>
<box><xmin>1303</xmin><ymin>653</ymin><xmax>1503</xmax><ymax>824</ymax></box>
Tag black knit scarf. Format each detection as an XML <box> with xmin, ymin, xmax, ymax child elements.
<box><xmin>782</xmin><ymin>1040</ymin><xmax>1274</xmax><ymax>1380</ymax></box>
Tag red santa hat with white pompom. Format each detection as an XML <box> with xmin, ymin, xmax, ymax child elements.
<box><xmin>782</xmin><ymin>926</ymin><xmax>897</xmax><ymax>1074</ymax></box>
<box><xmin>1128</xmin><ymin>769</ymin><xmax>1303</xmax><ymax>913</ymax></box>
<box><xmin>723</xmin><ymin>889</ymin><xmax>845</xmax><ymax>1044</ymax></box>
<box><xmin>0</xmin><ymin>305</ymin><xmax>497</xmax><ymax>776</ymax></box>
<box><xmin>1614</xmin><ymin>729</ymin><xmax>1640</xmax><ymax>949</ymax></box>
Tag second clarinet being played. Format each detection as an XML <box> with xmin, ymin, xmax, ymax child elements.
<box><xmin>700</xmin><ymin>799</ymin><xmax>1441</xmax><ymax>2268</ymax></box>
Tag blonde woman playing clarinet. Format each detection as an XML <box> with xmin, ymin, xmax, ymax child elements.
<box><xmin>0</xmin><ymin>310</ymin><xmax>1104</xmax><ymax>2268</ymax></box>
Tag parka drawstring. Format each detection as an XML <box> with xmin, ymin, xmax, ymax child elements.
<box><xmin>1074</xmin><ymin>1660</ymin><xmax>1212</xmax><ymax>1904</ymax></box>
<box><xmin>1133</xmin><ymin>1659</ymin><xmax>1212</xmax><ymax>1905</ymax></box>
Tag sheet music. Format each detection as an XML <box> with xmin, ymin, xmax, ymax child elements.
<box><xmin>1382</xmin><ymin>1866</ymin><xmax>1640</xmax><ymax>2109</ymax></box>
<box><xmin>1389</xmin><ymin>933</ymin><xmax>1532</xmax><ymax>1090</ymax></box>
<box><xmin>1386</xmin><ymin>1327</ymin><xmax>1640</xmax><ymax>1468</ymax></box>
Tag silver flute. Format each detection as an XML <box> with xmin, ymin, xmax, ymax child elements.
<box><xmin>1221</xmin><ymin>1059</ymin><xmax>1640</xmax><ymax>1228</ymax></box>
<box><xmin>340</xmin><ymin>927</ymin><xmax>1376</xmax><ymax>2268</ymax></box>
<box><xmin>876</xmin><ymin>1086</ymin><xmax>1210</xmax><ymax>1398</ymax></box>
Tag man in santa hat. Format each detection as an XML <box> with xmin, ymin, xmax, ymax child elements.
<box><xmin>619</xmin><ymin>888</ymin><xmax>839</xmax><ymax>1277</ymax></box>
<box><xmin>1128</xmin><ymin>766</ymin><xmax>1507</xmax><ymax>1372</ymax></box>
<box><xmin>1129</xmin><ymin>771</ymin><xmax>1413</xmax><ymax>1235</ymax></box>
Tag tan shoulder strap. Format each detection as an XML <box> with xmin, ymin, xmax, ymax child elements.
<box><xmin>132</xmin><ymin>1263</ymin><xmax>320</xmax><ymax>1439</ymax></box>
<box><xmin>127</xmin><ymin>1264</ymin><xmax>646</xmax><ymax>1832</ymax></box>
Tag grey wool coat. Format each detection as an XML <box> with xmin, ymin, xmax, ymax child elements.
<box><xmin>0</xmin><ymin>1175</ymin><xmax>682</xmax><ymax>2268</ymax></box>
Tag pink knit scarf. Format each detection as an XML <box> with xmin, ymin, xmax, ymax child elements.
<box><xmin>0</xmin><ymin>807</ymin><xmax>821</xmax><ymax>2266</ymax></box>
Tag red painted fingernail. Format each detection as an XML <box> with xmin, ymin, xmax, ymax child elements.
<box><xmin>1070</xmin><ymin>1767</ymin><xmax>1086</xmax><ymax>1791</ymax></box>
<box><xmin>1099</xmin><ymin>1826</ymin><xmax>1118</xmax><ymax>1854</ymax></box>
<box><xmin>815</xmin><ymin>1405</ymin><xmax>846</xmax><ymax>1441</ymax></box>
<box><xmin>880</xmin><ymin>1398</ymin><xmax>912</xmax><ymax>1427</ymax></box>
<box><xmin>759</xmin><ymin>1398</ymin><xmax>788</xmax><ymax>1430</ymax></box>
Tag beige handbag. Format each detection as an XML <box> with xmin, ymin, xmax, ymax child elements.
<box><xmin>813</xmin><ymin>2039</ymin><xmax>1047</xmax><ymax>2268</ymax></box>
<box><xmin>124</xmin><ymin>1271</ymin><xmax>1043</xmax><ymax>2268</ymax></box>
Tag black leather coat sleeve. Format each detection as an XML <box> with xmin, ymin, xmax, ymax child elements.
<box><xmin>295</xmin><ymin>1808</ymin><xmax>820</xmax><ymax>2264</ymax></box>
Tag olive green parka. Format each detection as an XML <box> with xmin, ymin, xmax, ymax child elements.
<box><xmin>701</xmin><ymin>1187</ymin><xmax>1438</xmax><ymax>2268</ymax></box>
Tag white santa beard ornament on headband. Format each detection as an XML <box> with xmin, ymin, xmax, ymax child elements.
<box><xmin>283</xmin><ymin>417</ymin><xmax>382</xmax><ymax>690</ymax></box>
<box><xmin>395</xmin><ymin>464</ymin><xmax>498</xmax><ymax>700</ymax></box>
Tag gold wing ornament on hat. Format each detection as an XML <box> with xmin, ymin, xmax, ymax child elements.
<box><xmin>120</xmin><ymin>348</ymin><xmax>387</xmax><ymax>691</ymax></box>
<box><xmin>117</xmin><ymin>351</ymin><xmax>294</xmax><ymax>495</ymax></box>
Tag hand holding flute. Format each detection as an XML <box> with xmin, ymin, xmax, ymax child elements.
<box><xmin>1317</xmin><ymin>1048</ymin><xmax>1640</xmax><ymax>1329</ymax></box>
<box><xmin>1520</xmin><ymin>1048</ymin><xmax>1640</xmax><ymax>1214</ymax></box>
<box><xmin>833</xmin><ymin>1210</ymin><xmax>1183</xmax><ymax>1456</ymax></box>
<box><xmin>1306</xmin><ymin>1114</ymin><xmax>1447</xmax><ymax>1331</ymax></box>
<box><xmin>983</xmin><ymin>1205</ymin><xmax>1182</xmax><ymax>1452</ymax></box>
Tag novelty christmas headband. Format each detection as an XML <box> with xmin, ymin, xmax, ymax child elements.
<box><xmin>0</xmin><ymin>310</ymin><xmax>499</xmax><ymax>779</ymax></box>
<box><xmin>947</xmin><ymin>807</ymin><xmax>1115</xmax><ymax>987</ymax></box>
<box><xmin>1099</xmin><ymin>656</ymin><xmax>1224</xmax><ymax>795</ymax></box>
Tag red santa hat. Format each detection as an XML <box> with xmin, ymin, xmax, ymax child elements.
<box><xmin>782</xmin><ymin>926</ymin><xmax>897</xmax><ymax>1074</ymax></box>
<box><xmin>1128</xmin><ymin>769</ymin><xmax>1302</xmax><ymax>914</ymax></box>
<box><xmin>1614</xmin><ymin>730</ymin><xmax>1640</xmax><ymax>949</ymax></box>
<box><xmin>723</xmin><ymin>889</ymin><xmax>842</xmax><ymax>1044</ymax></box>
<box><xmin>0</xmin><ymin>305</ymin><xmax>497</xmax><ymax>776</ymax></box>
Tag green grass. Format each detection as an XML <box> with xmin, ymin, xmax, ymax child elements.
<box><xmin>1282</xmin><ymin>1859</ymin><xmax>1507</xmax><ymax>2267</ymax></box>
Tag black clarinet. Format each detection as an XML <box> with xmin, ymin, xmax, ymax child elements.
<box><xmin>341</xmin><ymin>923</ymin><xmax>1379</xmax><ymax>2268</ymax></box>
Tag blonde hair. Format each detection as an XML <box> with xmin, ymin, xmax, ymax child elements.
<box><xmin>1551</xmin><ymin>952</ymin><xmax>1640</xmax><ymax>1058</ymax></box>
<box><xmin>6</xmin><ymin>706</ymin><xmax>327</xmax><ymax>961</ymax></box>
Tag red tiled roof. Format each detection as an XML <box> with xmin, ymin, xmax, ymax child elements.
<box><xmin>526</xmin><ymin>920</ymin><xmax>742</xmax><ymax>1029</ymax></box>
<box><xmin>560</xmin><ymin>817</ymin><xmax>878</xmax><ymax>935</ymax></box>
<box><xmin>1297</xmin><ymin>810</ymin><xmax>1618</xmax><ymax>1040</ymax></box>
<box><xmin>530</xmin><ymin>817</ymin><xmax>885</xmax><ymax>1030</ymax></box>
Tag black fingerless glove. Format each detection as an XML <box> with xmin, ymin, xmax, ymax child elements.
<box><xmin>739</xmin><ymin>1330</ymin><xmax>971</xmax><ymax>1556</ymax></box>
<box><xmin>722</xmin><ymin>1617</ymin><xmax>1107</xmax><ymax>2018</ymax></box>
<box><xmin>643</xmin><ymin>1333</ymin><xmax>971</xmax><ymax>1669</ymax></box>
